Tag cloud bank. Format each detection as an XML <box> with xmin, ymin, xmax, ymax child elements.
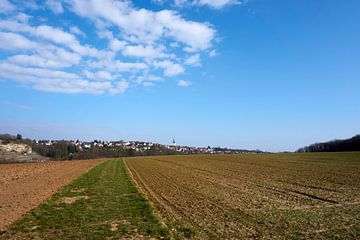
<box><xmin>0</xmin><ymin>0</ymin><xmax>221</xmax><ymax>94</ymax></box>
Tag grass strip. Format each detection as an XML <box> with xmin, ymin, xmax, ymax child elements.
<box><xmin>1</xmin><ymin>159</ymin><xmax>169</xmax><ymax>239</ymax></box>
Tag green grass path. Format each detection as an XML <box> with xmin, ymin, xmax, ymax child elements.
<box><xmin>1</xmin><ymin>159</ymin><xmax>169</xmax><ymax>239</ymax></box>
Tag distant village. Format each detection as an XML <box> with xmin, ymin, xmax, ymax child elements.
<box><xmin>34</xmin><ymin>138</ymin><xmax>263</xmax><ymax>155</ymax></box>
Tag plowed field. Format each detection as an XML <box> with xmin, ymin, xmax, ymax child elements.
<box><xmin>0</xmin><ymin>159</ymin><xmax>104</xmax><ymax>232</ymax></box>
<box><xmin>125</xmin><ymin>153</ymin><xmax>360</xmax><ymax>239</ymax></box>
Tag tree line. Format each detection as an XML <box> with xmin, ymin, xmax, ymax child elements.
<box><xmin>30</xmin><ymin>141</ymin><xmax>178</xmax><ymax>160</ymax></box>
<box><xmin>297</xmin><ymin>135</ymin><xmax>360</xmax><ymax>152</ymax></box>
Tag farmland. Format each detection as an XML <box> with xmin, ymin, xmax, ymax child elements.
<box><xmin>1</xmin><ymin>159</ymin><xmax>169</xmax><ymax>239</ymax></box>
<box><xmin>0</xmin><ymin>159</ymin><xmax>104</xmax><ymax>232</ymax></box>
<box><xmin>125</xmin><ymin>153</ymin><xmax>360</xmax><ymax>239</ymax></box>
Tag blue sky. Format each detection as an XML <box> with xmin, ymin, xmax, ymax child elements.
<box><xmin>0</xmin><ymin>0</ymin><xmax>359</xmax><ymax>152</ymax></box>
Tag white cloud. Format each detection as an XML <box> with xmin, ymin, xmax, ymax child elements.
<box><xmin>156</xmin><ymin>10</ymin><xmax>215</xmax><ymax>51</ymax></box>
<box><xmin>66</xmin><ymin>0</ymin><xmax>215</xmax><ymax>51</ymax></box>
<box><xmin>0</xmin><ymin>63</ymin><xmax>125</xmax><ymax>95</ymax></box>
<box><xmin>8</xmin><ymin>53</ymin><xmax>79</xmax><ymax>69</ymax></box>
<box><xmin>209</xmin><ymin>49</ymin><xmax>218</xmax><ymax>57</ymax></box>
<box><xmin>170</xmin><ymin>42</ymin><xmax>180</xmax><ymax>48</ymax></box>
<box><xmin>185</xmin><ymin>54</ymin><xmax>201</xmax><ymax>66</ymax></box>
<box><xmin>0</xmin><ymin>0</ymin><xmax>219</xmax><ymax>95</ymax></box>
<box><xmin>0</xmin><ymin>62</ymin><xmax>78</xmax><ymax>80</ymax></box>
<box><xmin>21</xmin><ymin>0</ymin><xmax>40</xmax><ymax>10</ymax></box>
<box><xmin>195</xmin><ymin>0</ymin><xmax>241</xmax><ymax>9</ymax></box>
<box><xmin>142</xmin><ymin>81</ymin><xmax>155</xmax><ymax>87</ymax></box>
<box><xmin>109</xmin><ymin>81</ymin><xmax>129</xmax><ymax>95</ymax></box>
<box><xmin>34</xmin><ymin>25</ymin><xmax>99</xmax><ymax>57</ymax></box>
<box><xmin>14</xmin><ymin>13</ymin><xmax>32</xmax><ymax>23</ymax></box>
<box><xmin>174</xmin><ymin>0</ymin><xmax>188</xmax><ymax>8</ymax></box>
<box><xmin>151</xmin><ymin>0</ymin><xmax>165</xmax><ymax>5</ymax></box>
<box><xmin>0</xmin><ymin>0</ymin><xmax>15</xmax><ymax>13</ymax></box>
<box><xmin>70</xmin><ymin>25</ymin><xmax>86</xmax><ymax>37</ymax></box>
<box><xmin>174</xmin><ymin>0</ymin><xmax>241</xmax><ymax>9</ymax></box>
<box><xmin>0</xmin><ymin>20</ymin><xmax>104</xmax><ymax>58</ymax></box>
<box><xmin>177</xmin><ymin>79</ymin><xmax>192</xmax><ymax>87</ymax></box>
<box><xmin>89</xmin><ymin>59</ymin><xmax>148</xmax><ymax>72</ymax></box>
<box><xmin>45</xmin><ymin>0</ymin><xmax>64</xmax><ymax>14</ymax></box>
<box><xmin>122</xmin><ymin>44</ymin><xmax>167</xmax><ymax>59</ymax></box>
<box><xmin>83</xmin><ymin>70</ymin><xmax>113</xmax><ymax>81</ymax></box>
<box><xmin>110</xmin><ymin>38</ymin><xmax>128</xmax><ymax>52</ymax></box>
<box><xmin>0</xmin><ymin>31</ymin><xmax>82</xmax><ymax>69</ymax></box>
<box><xmin>153</xmin><ymin>60</ymin><xmax>184</xmax><ymax>77</ymax></box>
<box><xmin>136</xmin><ymin>74</ymin><xmax>162</xmax><ymax>85</ymax></box>
<box><xmin>97</xmin><ymin>30</ymin><xmax>113</xmax><ymax>40</ymax></box>
<box><xmin>0</xmin><ymin>32</ymin><xmax>37</xmax><ymax>50</ymax></box>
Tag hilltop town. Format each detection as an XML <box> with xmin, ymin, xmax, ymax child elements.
<box><xmin>34</xmin><ymin>138</ymin><xmax>262</xmax><ymax>155</ymax></box>
<box><xmin>0</xmin><ymin>134</ymin><xmax>262</xmax><ymax>162</ymax></box>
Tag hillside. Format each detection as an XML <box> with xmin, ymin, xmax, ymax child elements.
<box><xmin>0</xmin><ymin>134</ymin><xmax>48</xmax><ymax>163</ymax></box>
<box><xmin>297</xmin><ymin>135</ymin><xmax>360</xmax><ymax>152</ymax></box>
<box><xmin>0</xmin><ymin>142</ymin><xmax>48</xmax><ymax>164</ymax></box>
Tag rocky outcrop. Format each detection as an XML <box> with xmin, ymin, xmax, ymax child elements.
<box><xmin>0</xmin><ymin>143</ymin><xmax>32</xmax><ymax>154</ymax></box>
<box><xmin>0</xmin><ymin>143</ymin><xmax>48</xmax><ymax>163</ymax></box>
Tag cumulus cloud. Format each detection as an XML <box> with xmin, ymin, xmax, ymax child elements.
<box><xmin>88</xmin><ymin>59</ymin><xmax>148</xmax><ymax>72</ymax></box>
<box><xmin>0</xmin><ymin>0</ymin><xmax>219</xmax><ymax>95</ymax></box>
<box><xmin>156</xmin><ymin>10</ymin><xmax>215</xmax><ymax>51</ymax></box>
<box><xmin>177</xmin><ymin>80</ymin><xmax>192</xmax><ymax>87</ymax></box>
<box><xmin>195</xmin><ymin>0</ymin><xmax>241</xmax><ymax>9</ymax></box>
<box><xmin>45</xmin><ymin>0</ymin><xmax>64</xmax><ymax>14</ymax></box>
<box><xmin>14</xmin><ymin>13</ymin><xmax>31</xmax><ymax>23</ymax></box>
<box><xmin>70</xmin><ymin>25</ymin><xmax>86</xmax><ymax>37</ymax></box>
<box><xmin>174</xmin><ymin>0</ymin><xmax>241</xmax><ymax>9</ymax></box>
<box><xmin>0</xmin><ymin>31</ymin><xmax>82</xmax><ymax>68</ymax></box>
<box><xmin>0</xmin><ymin>0</ymin><xmax>15</xmax><ymax>13</ymax></box>
<box><xmin>142</xmin><ymin>81</ymin><xmax>155</xmax><ymax>87</ymax></box>
<box><xmin>0</xmin><ymin>63</ymin><xmax>123</xmax><ymax>95</ymax></box>
<box><xmin>185</xmin><ymin>54</ymin><xmax>201</xmax><ymax>66</ymax></box>
<box><xmin>109</xmin><ymin>81</ymin><xmax>129</xmax><ymax>95</ymax></box>
<box><xmin>153</xmin><ymin>60</ymin><xmax>184</xmax><ymax>77</ymax></box>
<box><xmin>66</xmin><ymin>0</ymin><xmax>215</xmax><ymax>51</ymax></box>
<box><xmin>0</xmin><ymin>32</ymin><xmax>37</xmax><ymax>50</ymax></box>
<box><xmin>136</xmin><ymin>74</ymin><xmax>162</xmax><ymax>87</ymax></box>
<box><xmin>110</xmin><ymin>38</ymin><xmax>127</xmax><ymax>52</ymax></box>
<box><xmin>83</xmin><ymin>70</ymin><xmax>113</xmax><ymax>81</ymax></box>
<box><xmin>122</xmin><ymin>44</ymin><xmax>168</xmax><ymax>59</ymax></box>
<box><xmin>8</xmin><ymin>52</ymin><xmax>80</xmax><ymax>69</ymax></box>
<box><xmin>0</xmin><ymin>20</ymin><xmax>106</xmax><ymax>58</ymax></box>
<box><xmin>209</xmin><ymin>49</ymin><xmax>218</xmax><ymax>57</ymax></box>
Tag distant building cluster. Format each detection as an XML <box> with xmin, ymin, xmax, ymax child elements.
<box><xmin>34</xmin><ymin>139</ymin><xmax>262</xmax><ymax>155</ymax></box>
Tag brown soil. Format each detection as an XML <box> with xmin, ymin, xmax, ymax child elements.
<box><xmin>125</xmin><ymin>154</ymin><xmax>360</xmax><ymax>239</ymax></box>
<box><xmin>0</xmin><ymin>159</ymin><xmax>104</xmax><ymax>232</ymax></box>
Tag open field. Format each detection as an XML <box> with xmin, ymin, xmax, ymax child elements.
<box><xmin>1</xmin><ymin>159</ymin><xmax>169</xmax><ymax>239</ymax></box>
<box><xmin>0</xmin><ymin>159</ymin><xmax>104</xmax><ymax>232</ymax></box>
<box><xmin>125</xmin><ymin>153</ymin><xmax>360</xmax><ymax>239</ymax></box>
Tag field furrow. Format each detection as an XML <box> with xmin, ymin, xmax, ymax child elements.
<box><xmin>126</xmin><ymin>153</ymin><xmax>360</xmax><ymax>239</ymax></box>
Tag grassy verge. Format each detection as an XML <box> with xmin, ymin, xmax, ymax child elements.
<box><xmin>1</xmin><ymin>159</ymin><xmax>169</xmax><ymax>239</ymax></box>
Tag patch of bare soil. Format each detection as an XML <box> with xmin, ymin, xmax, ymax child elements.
<box><xmin>70</xmin><ymin>188</ymin><xmax>86</xmax><ymax>193</ymax></box>
<box><xmin>0</xmin><ymin>159</ymin><xmax>104</xmax><ymax>232</ymax></box>
<box><xmin>62</xmin><ymin>195</ymin><xmax>90</xmax><ymax>204</ymax></box>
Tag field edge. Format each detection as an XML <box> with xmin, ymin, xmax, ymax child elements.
<box><xmin>1</xmin><ymin>159</ymin><xmax>170</xmax><ymax>239</ymax></box>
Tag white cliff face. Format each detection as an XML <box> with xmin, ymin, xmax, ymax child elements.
<box><xmin>0</xmin><ymin>143</ymin><xmax>32</xmax><ymax>154</ymax></box>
